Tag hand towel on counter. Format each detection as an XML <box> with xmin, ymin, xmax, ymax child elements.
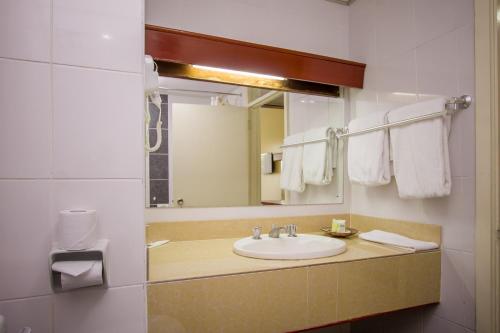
<box><xmin>388</xmin><ymin>97</ymin><xmax>451</xmax><ymax>198</ymax></box>
<box><xmin>280</xmin><ymin>133</ymin><xmax>305</xmax><ymax>192</ymax></box>
<box><xmin>347</xmin><ymin>111</ymin><xmax>391</xmax><ymax>186</ymax></box>
<box><xmin>359</xmin><ymin>230</ymin><xmax>439</xmax><ymax>252</ymax></box>
<box><xmin>52</xmin><ymin>260</ymin><xmax>103</xmax><ymax>290</ymax></box>
<box><xmin>302</xmin><ymin>127</ymin><xmax>333</xmax><ymax>185</ymax></box>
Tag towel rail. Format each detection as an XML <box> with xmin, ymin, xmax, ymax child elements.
<box><xmin>279</xmin><ymin>95</ymin><xmax>471</xmax><ymax>147</ymax></box>
<box><xmin>335</xmin><ymin>95</ymin><xmax>472</xmax><ymax>139</ymax></box>
<box><xmin>280</xmin><ymin>128</ymin><xmax>334</xmax><ymax>149</ymax></box>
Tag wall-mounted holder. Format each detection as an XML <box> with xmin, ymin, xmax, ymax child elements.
<box><xmin>49</xmin><ymin>239</ymin><xmax>109</xmax><ymax>293</ymax></box>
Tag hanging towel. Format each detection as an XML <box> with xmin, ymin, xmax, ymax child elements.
<box><xmin>280</xmin><ymin>133</ymin><xmax>305</xmax><ymax>192</ymax></box>
<box><xmin>388</xmin><ymin>97</ymin><xmax>451</xmax><ymax>198</ymax></box>
<box><xmin>347</xmin><ymin>111</ymin><xmax>391</xmax><ymax>186</ymax></box>
<box><xmin>359</xmin><ymin>230</ymin><xmax>439</xmax><ymax>252</ymax></box>
<box><xmin>302</xmin><ymin>127</ymin><xmax>333</xmax><ymax>185</ymax></box>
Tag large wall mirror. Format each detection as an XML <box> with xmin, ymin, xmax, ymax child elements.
<box><xmin>145</xmin><ymin>76</ymin><xmax>346</xmax><ymax>208</ymax></box>
<box><xmin>142</xmin><ymin>23</ymin><xmax>366</xmax><ymax>209</ymax></box>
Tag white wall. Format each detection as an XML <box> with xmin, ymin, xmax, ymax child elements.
<box><xmin>0</xmin><ymin>0</ymin><xmax>146</xmax><ymax>332</ymax></box>
<box><xmin>348</xmin><ymin>0</ymin><xmax>475</xmax><ymax>332</ymax></box>
<box><xmin>146</xmin><ymin>0</ymin><xmax>349</xmax><ymax>59</ymax></box>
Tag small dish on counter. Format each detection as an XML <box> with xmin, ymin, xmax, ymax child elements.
<box><xmin>321</xmin><ymin>227</ymin><xmax>359</xmax><ymax>238</ymax></box>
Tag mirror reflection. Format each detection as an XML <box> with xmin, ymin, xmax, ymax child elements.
<box><xmin>146</xmin><ymin>77</ymin><xmax>345</xmax><ymax>208</ymax></box>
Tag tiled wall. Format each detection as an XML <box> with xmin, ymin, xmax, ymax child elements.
<box><xmin>0</xmin><ymin>0</ymin><xmax>146</xmax><ymax>332</ymax></box>
<box><xmin>148</xmin><ymin>95</ymin><xmax>169</xmax><ymax>206</ymax></box>
<box><xmin>348</xmin><ymin>0</ymin><xmax>475</xmax><ymax>332</ymax></box>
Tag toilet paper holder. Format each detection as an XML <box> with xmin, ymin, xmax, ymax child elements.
<box><xmin>49</xmin><ymin>239</ymin><xmax>109</xmax><ymax>293</ymax></box>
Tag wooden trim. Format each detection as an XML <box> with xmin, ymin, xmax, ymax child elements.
<box><xmin>145</xmin><ymin>24</ymin><xmax>366</xmax><ymax>89</ymax></box>
<box><xmin>475</xmin><ymin>0</ymin><xmax>499</xmax><ymax>332</ymax></box>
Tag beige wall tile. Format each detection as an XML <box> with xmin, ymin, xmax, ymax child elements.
<box><xmin>337</xmin><ymin>256</ymin><xmax>402</xmax><ymax>321</ymax></box>
<box><xmin>148</xmin><ymin>268</ymin><xmax>308</xmax><ymax>333</ymax></box>
<box><xmin>337</xmin><ymin>253</ymin><xmax>440</xmax><ymax>321</ymax></box>
<box><xmin>350</xmin><ymin>214</ymin><xmax>441</xmax><ymax>245</ymax></box>
<box><xmin>398</xmin><ymin>252</ymin><xmax>441</xmax><ymax>307</ymax></box>
<box><xmin>146</xmin><ymin>214</ymin><xmax>350</xmax><ymax>242</ymax></box>
<box><xmin>307</xmin><ymin>264</ymin><xmax>339</xmax><ymax>327</ymax></box>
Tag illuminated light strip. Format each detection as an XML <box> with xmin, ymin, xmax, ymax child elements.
<box><xmin>392</xmin><ymin>92</ymin><xmax>417</xmax><ymax>96</ymax></box>
<box><xmin>192</xmin><ymin>64</ymin><xmax>286</xmax><ymax>81</ymax></box>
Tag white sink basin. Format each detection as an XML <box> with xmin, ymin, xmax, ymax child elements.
<box><xmin>233</xmin><ymin>234</ymin><xmax>346</xmax><ymax>260</ymax></box>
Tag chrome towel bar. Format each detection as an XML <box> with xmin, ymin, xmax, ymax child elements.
<box><xmin>335</xmin><ymin>95</ymin><xmax>472</xmax><ymax>139</ymax></box>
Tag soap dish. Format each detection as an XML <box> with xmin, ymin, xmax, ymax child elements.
<box><xmin>321</xmin><ymin>227</ymin><xmax>358</xmax><ymax>238</ymax></box>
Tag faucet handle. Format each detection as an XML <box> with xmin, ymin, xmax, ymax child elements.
<box><xmin>286</xmin><ymin>224</ymin><xmax>297</xmax><ymax>237</ymax></box>
<box><xmin>252</xmin><ymin>226</ymin><xmax>262</xmax><ymax>240</ymax></box>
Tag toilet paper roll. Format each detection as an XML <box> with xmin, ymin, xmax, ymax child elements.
<box><xmin>57</xmin><ymin>209</ymin><xmax>97</xmax><ymax>250</ymax></box>
<box><xmin>57</xmin><ymin>261</ymin><xmax>103</xmax><ymax>290</ymax></box>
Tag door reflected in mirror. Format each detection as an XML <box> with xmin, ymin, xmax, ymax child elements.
<box><xmin>146</xmin><ymin>77</ymin><xmax>345</xmax><ymax>208</ymax></box>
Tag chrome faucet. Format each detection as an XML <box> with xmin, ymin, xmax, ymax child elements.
<box><xmin>269</xmin><ymin>224</ymin><xmax>298</xmax><ymax>238</ymax></box>
<box><xmin>252</xmin><ymin>226</ymin><xmax>262</xmax><ymax>240</ymax></box>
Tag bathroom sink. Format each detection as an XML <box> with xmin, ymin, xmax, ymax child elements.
<box><xmin>233</xmin><ymin>234</ymin><xmax>346</xmax><ymax>260</ymax></box>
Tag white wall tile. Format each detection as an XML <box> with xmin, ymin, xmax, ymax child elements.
<box><xmin>423</xmin><ymin>314</ymin><xmax>474</xmax><ymax>333</ymax></box>
<box><xmin>0</xmin><ymin>59</ymin><xmax>52</xmax><ymax>178</ymax></box>
<box><xmin>146</xmin><ymin>0</ymin><xmax>349</xmax><ymax>59</ymax></box>
<box><xmin>0</xmin><ymin>181</ymin><xmax>52</xmax><ymax>300</ymax></box>
<box><xmin>350</xmin><ymin>181</ymin><xmax>427</xmax><ymax>222</ymax></box>
<box><xmin>414</xmin><ymin>0</ymin><xmax>474</xmax><ymax>46</ymax></box>
<box><xmin>456</xmin><ymin>24</ymin><xmax>475</xmax><ymax>97</ymax></box>
<box><xmin>375</xmin><ymin>0</ymin><xmax>416</xmax><ymax>61</ymax></box>
<box><xmin>0</xmin><ymin>296</ymin><xmax>52</xmax><ymax>333</ymax></box>
<box><xmin>54</xmin><ymin>285</ymin><xmax>146</xmax><ymax>333</ymax></box>
<box><xmin>376</xmin><ymin>50</ymin><xmax>418</xmax><ymax>109</ymax></box>
<box><xmin>460</xmin><ymin>251</ymin><xmax>475</xmax><ymax>304</ymax></box>
<box><xmin>427</xmin><ymin>249</ymin><xmax>475</xmax><ymax>330</ymax></box>
<box><xmin>422</xmin><ymin>177</ymin><xmax>474</xmax><ymax>252</ymax></box>
<box><xmin>52</xmin><ymin>180</ymin><xmax>145</xmax><ymax>287</ymax></box>
<box><xmin>53</xmin><ymin>0</ymin><xmax>143</xmax><ymax>73</ymax></box>
<box><xmin>52</xmin><ymin>65</ymin><xmax>143</xmax><ymax>179</ymax></box>
<box><xmin>0</xmin><ymin>0</ymin><xmax>51</xmax><ymax>62</ymax></box>
<box><xmin>416</xmin><ymin>32</ymin><xmax>459</xmax><ymax>98</ymax></box>
<box><xmin>349</xmin><ymin>0</ymin><xmax>377</xmax><ymax>63</ymax></box>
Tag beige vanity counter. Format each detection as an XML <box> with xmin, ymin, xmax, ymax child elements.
<box><xmin>149</xmin><ymin>235</ymin><xmax>426</xmax><ymax>283</ymax></box>
<box><xmin>147</xmin><ymin>215</ymin><xmax>441</xmax><ymax>333</ymax></box>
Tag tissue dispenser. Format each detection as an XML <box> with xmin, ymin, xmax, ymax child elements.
<box><xmin>49</xmin><ymin>239</ymin><xmax>109</xmax><ymax>292</ymax></box>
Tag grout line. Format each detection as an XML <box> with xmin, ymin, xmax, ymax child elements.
<box><xmin>427</xmin><ymin>312</ymin><xmax>475</xmax><ymax>331</ymax></box>
<box><xmin>0</xmin><ymin>283</ymin><xmax>146</xmax><ymax>303</ymax></box>
<box><xmin>0</xmin><ymin>56</ymin><xmax>51</xmax><ymax>65</ymax></box>
<box><xmin>51</xmin><ymin>62</ymin><xmax>142</xmax><ymax>75</ymax></box>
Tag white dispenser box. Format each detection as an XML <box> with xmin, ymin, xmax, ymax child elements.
<box><xmin>49</xmin><ymin>239</ymin><xmax>109</xmax><ymax>292</ymax></box>
<box><xmin>261</xmin><ymin>153</ymin><xmax>273</xmax><ymax>174</ymax></box>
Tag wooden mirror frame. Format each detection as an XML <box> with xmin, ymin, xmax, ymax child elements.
<box><xmin>145</xmin><ymin>25</ymin><xmax>366</xmax><ymax>96</ymax></box>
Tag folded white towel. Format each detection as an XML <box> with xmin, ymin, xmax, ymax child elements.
<box><xmin>280</xmin><ymin>133</ymin><xmax>305</xmax><ymax>192</ymax></box>
<box><xmin>347</xmin><ymin>111</ymin><xmax>391</xmax><ymax>186</ymax></box>
<box><xmin>359</xmin><ymin>230</ymin><xmax>439</xmax><ymax>252</ymax></box>
<box><xmin>302</xmin><ymin>127</ymin><xmax>333</xmax><ymax>185</ymax></box>
<box><xmin>388</xmin><ymin>97</ymin><xmax>451</xmax><ymax>198</ymax></box>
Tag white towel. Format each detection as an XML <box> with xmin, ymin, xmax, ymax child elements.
<box><xmin>388</xmin><ymin>97</ymin><xmax>451</xmax><ymax>198</ymax></box>
<box><xmin>302</xmin><ymin>127</ymin><xmax>333</xmax><ymax>185</ymax></box>
<box><xmin>347</xmin><ymin>111</ymin><xmax>391</xmax><ymax>186</ymax></box>
<box><xmin>359</xmin><ymin>230</ymin><xmax>439</xmax><ymax>252</ymax></box>
<box><xmin>280</xmin><ymin>133</ymin><xmax>305</xmax><ymax>192</ymax></box>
